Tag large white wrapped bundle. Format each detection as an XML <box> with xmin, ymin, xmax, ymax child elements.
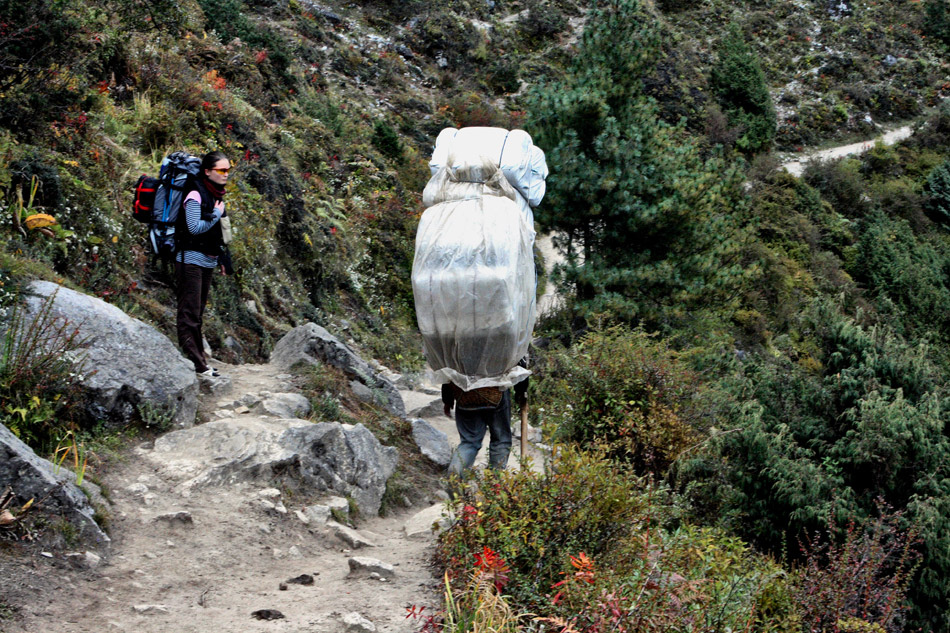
<box><xmin>413</xmin><ymin>163</ymin><xmax>536</xmax><ymax>390</ymax></box>
<box><xmin>429</xmin><ymin>127</ymin><xmax>549</xmax><ymax>210</ymax></box>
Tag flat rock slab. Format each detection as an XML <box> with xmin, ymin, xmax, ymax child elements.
<box><xmin>148</xmin><ymin>417</ymin><xmax>310</xmax><ymax>487</ymax></box>
<box><xmin>147</xmin><ymin>418</ymin><xmax>397</xmax><ymax>516</ymax></box>
<box><xmin>408</xmin><ymin>398</ymin><xmax>447</xmax><ymax>419</ymax></box>
<box><xmin>347</xmin><ymin>557</ymin><xmax>395</xmax><ymax>580</ymax></box>
<box><xmin>256</xmin><ymin>392</ymin><xmax>311</xmax><ymax>418</ymax></box>
<box><xmin>328</xmin><ymin>521</ymin><xmax>376</xmax><ymax>549</ymax></box>
<box><xmin>403</xmin><ymin>503</ymin><xmax>453</xmax><ymax>541</ymax></box>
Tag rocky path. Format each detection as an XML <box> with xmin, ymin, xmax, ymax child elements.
<box><xmin>7</xmin><ymin>358</ymin><xmax>546</xmax><ymax>633</ymax></box>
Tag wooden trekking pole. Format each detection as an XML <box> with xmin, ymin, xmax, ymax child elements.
<box><xmin>520</xmin><ymin>401</ymin><xmax>529</xmax><ymax>469</ymax></box>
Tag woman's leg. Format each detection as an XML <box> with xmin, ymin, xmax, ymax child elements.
<box><xmin>176</xmin><ymin>262</ymin><xmax>209</xmax><ymax>373</ymax></box>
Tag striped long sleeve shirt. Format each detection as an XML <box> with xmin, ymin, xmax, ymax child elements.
<box><xmin>176</xmin><ymin>190</ymin><xmax>223</xmax><ymax>267</ymax></box>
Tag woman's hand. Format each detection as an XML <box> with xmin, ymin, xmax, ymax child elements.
<box><xmin>214</xmin><ymin>200</ymin><xmax>225</xmax><ymax>216</ymax></box>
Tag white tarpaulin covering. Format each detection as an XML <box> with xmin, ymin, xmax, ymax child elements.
<box><xmin>413</xmin><ymin>161</ymin><xmax>537</xmax><ymax>391</ymax></box>
<box><xmin>429</xmin><ymin>127</ymin><xmax>549</xmax><ymax>212</ymax></box>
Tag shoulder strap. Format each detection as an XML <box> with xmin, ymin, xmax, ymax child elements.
<box><xmin>191</xmin><ymin>178</ymin><xmax>215</xmax><ymax>208</ymax></box>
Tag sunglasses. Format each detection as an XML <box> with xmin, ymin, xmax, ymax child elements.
<box><xmin>211</xmin><ymin>167</ymin><xmax>231</xmax><ymax>174</ymax></box>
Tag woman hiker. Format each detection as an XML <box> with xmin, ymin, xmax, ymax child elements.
<box><xmin>176</xmin><ymin>150</ymin><xmax>231</xmax><ymax>377</ymax></box>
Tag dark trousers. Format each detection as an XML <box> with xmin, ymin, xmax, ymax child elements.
<box><xmin>448</xmin><ymin>390</ymin><xmax>512</xmax><ymax>476</ymax></box>
<box><xmin>176</xmin><ymin>262</ymin><xmax>214</xmax><ymax>373</ymax></box>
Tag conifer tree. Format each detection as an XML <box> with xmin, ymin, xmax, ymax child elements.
<box><xmin>710</xmin><ymin>24</ymin><xmax>777</xmax><ymax>153</ymax></box>
<box><xmin>527</xmin><ymin>0</ymin><xmax>747</xmax><ymax>326</ymax></box>
<box><xmin>924</xmin><ymin>158</ymin><xmax>950</xmax><ymax>226</ymax></box>
<box><xmin>924</xmin><ymin>0</ymin><xmax>950</xmax><ymax>46</ymax></box>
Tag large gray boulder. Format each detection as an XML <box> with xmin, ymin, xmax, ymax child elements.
<box><xmin>150</xmin><ymin>419</ymin><xmax>398</xmax><ymax>516</ymax></box>
<box><xmin>410</xmin><ymin>419</ymin><xmax>451</xmax><ymax>466</ymax></box>
<box><xmin>24</xmin><ymin>281</ymin><xmax>198</xmax><ymax>429</ymax></box>
<box><xmin>282</xmin><ymin>423</ymin><xmax>398</xmax><ymax>515</ymax></box>
<box><xmin>0</xmin><ymin>423</ymin><xmax>109</xmax><ymax>546</ymax></box>
<box><xmin>270</xmin><ymin>323</ymin><xmax>405</xmax><ymax>418</ymax></box>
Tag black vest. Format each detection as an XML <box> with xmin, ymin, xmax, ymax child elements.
<box><xmin>177</xmin><ymin>179</ymin><xmax>224</xmax><ymax>257</ymax></box>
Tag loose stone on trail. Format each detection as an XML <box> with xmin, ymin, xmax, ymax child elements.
<box><xmin>251</xmin><ymin>609</ymin><xmax>285</xmax><ymax>620</ymax></box>
<box><xmin>347</xmin><ymin>556</ymin><xmax>395</xmax><ymax>580</ymax></box>
<box><xmin>286</xmin><ymin>573</ymin><xmax>315</xmax><ymax>585</ymax></box>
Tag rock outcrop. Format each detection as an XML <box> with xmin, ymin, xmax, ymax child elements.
<box><xmin>0</xmin><ymin>423</ymin><xmax>109</xmax><ymax>546</ymax></box>
<box><xmin>24</xmin><ymin>281</ymin><xmax>198</xmax><ymax>429</ymax></box>
<box><xmin>269</xmin><ymin>323</ymin><xmax>405</xmax><ymax>418</ymax></box>
<box><xmin>149</xmin><ymin>418</ymin><xmax>398</xmax><ymax>516</ymax></box>
<box><xmin>410</xmin><ymin>418</ymin><xmax>452</xmax><ymax>466</ymax></box>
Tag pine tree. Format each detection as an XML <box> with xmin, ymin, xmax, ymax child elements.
<box><xmin>924</xmin><ymin>0</ymin><xmax>950</xmax><ymax>46</ymax></box>
<box><xmin>527</xmin><ymin>0</ymin><xmax>747</xmax><ymax>326</ymax></box>
<box><xmin>710</xmin><ymin>24</ymin><xmax>777</xmax><ymax>153</ymax></box>
<box><xmin>924</xmin><ymin>158</ymin><xmax>950</xmax><ymax>226</ymax></box>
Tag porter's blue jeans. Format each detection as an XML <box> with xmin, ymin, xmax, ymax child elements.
<box><xmin>448</xmin><ymin>390</ymin><xmax>512</xmax><ymax>477</ymax></box>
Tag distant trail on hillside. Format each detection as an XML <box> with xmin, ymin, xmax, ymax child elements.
<box><xmin>782</xmin><ymin>125</ymin><xmax>914</xmax><ymax>177</ymax></box>
<box><xmin>535</xmin><ymin>124</ymin><xmax>919</xmax><ymax>316</ymax></box>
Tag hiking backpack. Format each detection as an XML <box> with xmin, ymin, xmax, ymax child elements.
<box><xmin>132</xmin><ymin>151</ymin><xmax>202</xmax><ymax>259</ymax></box>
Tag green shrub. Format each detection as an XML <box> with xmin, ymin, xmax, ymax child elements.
<box><xmin>445</xmin><ymin>92</ymin><xmax>509</xmax><ymax>128</ymax></box>
<box><xmin>438</xmin><ymin>448</ymin><xmax>669</xmax><ymax>612</ymax></box>
<box><xmin>851</xmin><ymin>211</ymin><xmax>950</xmax><ymax>344</ymax></box>
<box><xmin>9</xmin><ymin>152</ymin><xmax>63</xmax><ymax>210</ymax></box>
<box><xmin>196</xmin><ymin>0</ymin><xmax>295</xmax><ymax>89</ymax></box>
<box><xmin>870</xmin><ymin>177</ymin><xmax>927</xmax><ymax>232</ymax></box>
<box><xmin>0</xmin><ymin>292</ymin><xmax>88</xmax><ymax>453</ymax></box>
<box><xmin>527</xmin><ymin>0</ymin><xmax>749</xmax><ymax>327</ymax></box>
<box><xmin>439</xmin><ymin>448</ymin><xmax>797</xmax><ymax>631</ymax></box>
<box><xmin>371</xmin><ymin>120</ymin><xmax>403</xmax><ymax>160</ymax></box>
<box><xmin>410</xmin><ymin>10</ymin><xmax>480</xmax><ymax>66</ymax></box>
<box><xmin>517</xmin><ymin>0</ymin><xmax>568</xmax><ymax>45</ymax></box>
<box><xmin>533</xmin><ymin>326</ymin><xmax>706</xmax><ymax>474</ymax></box>
<box><xmin>802</xmin><ymin>157</ymin><xmax>869</xmax><ymax>218</ymax></box>
<box><xmin>0</xmin><ymin>0</ymin><xmax>91</xmax><ymax>132</ymax></box>
<box><xmin>678</xmin><ymin>299</ymin><xmax>950</xmax><ymax>629</ymax></box>
<box><xmin>485</xmin><ymin>56</ymin><xmax>521</xmax><ymax>95</ymax></box>
<box><xmin>910</xmin><ymin>102</ymin><xmax>950</xmax><ymax>151</ymax></box>
<box><xmin>924</xmin><ymin>0</ymin><xmax>950</xmax><ymax>47</ymax></box>
<box><xmin>923</xmin><ymin>158</ymin><xmax>950</xmax><ymax>226</ymax></box>
<box><xmin>710</xmin><ymin>24</ymin><xmax>776</xmax><ymax>153</ymax></box>
<box><xmin>791</xmin><ymin>508</ymin><xmax>919</xmax><ymax>633</ymax></box>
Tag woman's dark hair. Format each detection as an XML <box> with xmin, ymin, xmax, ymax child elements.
<box><xmin>201</xmin><ymin>150</ymin><xmax>229</xmax><ymax>171</ymax></box>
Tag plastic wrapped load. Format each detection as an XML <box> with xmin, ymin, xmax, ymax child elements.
<box><xmin>429</xmin><ymin>127</ymin><xmax>549</xmax><ymax>210</ymax></box>
<box><xmin>413</xmin><ymin>164</ymin><xmax>536</xmax><ymax>391</ymax></box>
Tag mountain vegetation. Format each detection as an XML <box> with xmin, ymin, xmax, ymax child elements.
<box><xmin>4</xmin><ymin>0</ymin><xmax>950</xmax><ymax>630</ymax></box>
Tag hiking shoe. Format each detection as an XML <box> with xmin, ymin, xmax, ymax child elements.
<box><xmin>197</xmin><ymin>367</ymin><xmax>220</xmax><ymax>377</ymax></box>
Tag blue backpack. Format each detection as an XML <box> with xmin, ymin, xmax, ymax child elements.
<box><xmin>144</xmin><ymin>152</ymin><xmax>201</xmax><ymax>259</ymax></box>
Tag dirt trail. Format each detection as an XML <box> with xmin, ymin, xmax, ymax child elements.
<box><xmin>4</xmin><ymin>359</ymin><xmax>547</xmax><ymax>633</ymax></box>
<box><xmin>782</xmin><ymin>125</ymin><xmax>914</xmax><ymax>177</ymax></box>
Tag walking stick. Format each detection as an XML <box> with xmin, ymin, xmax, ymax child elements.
<box><xmin>520</xmin><ymin>401</ymin><xmax>529</xmax><ymax>469</ymax></box>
